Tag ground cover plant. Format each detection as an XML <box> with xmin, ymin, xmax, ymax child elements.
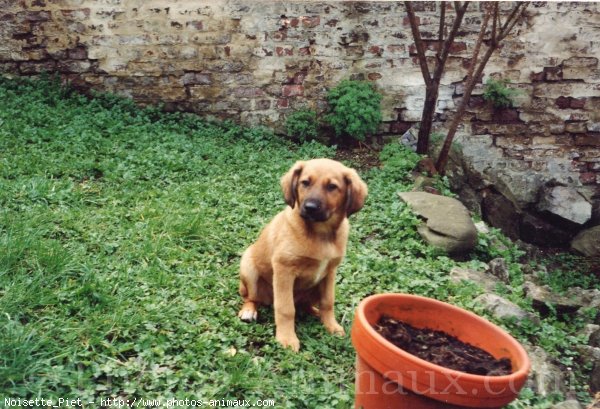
<box><xmin>0</xmin><ymin>75</ymin><xmax>594</xmax><ymax>407</ymax></box>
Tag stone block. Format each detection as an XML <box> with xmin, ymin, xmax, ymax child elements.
<box><xmin>282</xmin><ymin>84</ymin><xmax>303</xmax><ymax>97</ymax></box>
<box><xmin>556</xmin><ymin>96</ymin><xmax>587</xmax><ymax>109</ymax></box>
<box><xmin>234</xmin><ymin>87</ymin><xmax>264</xmax><ymax>98</ymax></box>
<box><xmin>19</xmin><ymin>60</ymin><xmax>56</xmax><ymax>74</ymax></box>
<box><xmin>57</xmin><ymin>60</ymin><xmax>92</xmax><ymax>73</ymax></box>
<box><xmin>182</xmin><ymin>72</ymin><xmax>211</xmax><ymax>85</ymax></box>
<box><xmin>60</xmin><ymin>8</ymin><xmax>90</xmax><ymax>20</ymax></box>
<box><xmin>562</xmin><ymin>56</ymin><xmax>599</xmax><ymax>68</ymax></box>
<box><xmin>566</xmin><ymin>122</ymin><xmax>588</xmax><ymax>133</ymax></box>
<box><xmin>575</xmin><ymin>134</ymin><xmax>600</xmax><ymax>146</ymax></box>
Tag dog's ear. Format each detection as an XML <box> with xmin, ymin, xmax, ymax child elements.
<box><xmin>344</xmin><ymin>168</ymin><xmax>368</xmax><ymax>217</ymax></box>
<box><xmin>281</xmin><ymin>161</ymin><xmax>305</xmax><ymax>208</ymax></box>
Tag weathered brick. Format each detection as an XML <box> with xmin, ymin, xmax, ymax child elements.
<box><xmin>19</xmin><ymin>60</ymin><xmax>56</xmax><ymax>74</ymax></box>
<box><xmin>19</xmin><ymin>10</ymin><xmax>51</xmax><ymax>22</ymax></box>
<box><xmin>575</xmin><ymin>134</ymin><xmax>600</xmax><ymax>146</ymax></box>
<box><xmin>565</xmin><ymin>122</ymin><xmax>588</xmax><ymax>133</ymax></box>
<box><xmin>533</xmin><ymin>136</ymin><xmax>557</xmax><ymax>146</ymax></box>
<box><xmin>255</xmin><ymin>99</ymin><xmax>271</xmax><ymax>110</ymax></box>
<box><xmin>182</xmin><ymin>72</ymin><xmax>211</xmax><ymax>85</ymax></box>
<box><xmin>544</xmin><ymin>66</ymin><xmax>562</xmax><ymax>81</ymax></box>
<box><xmin>67</xmin><ymin>47</ymin><xmax>88</xmax><ymax>60</ymax></box>
<box><xmin>562</xmin><ymin>56</ymin><xmax>599</xmax><ymax>68</ymax></box>
<box><xmin>234</xmin><ymin>87</ymin><xmax>264</xmax><ymax>98</ymax></box>
<box><xmin>275</xmin><ymin>47</ymin><xmax>293</xmax><ymax>57</ymax></box>
<box><xmin>492</xmin><ymin>108</ymin><xmax>520</xmax><ymax>123</ymax></box>
<box><xmin>57</xmin><ymin>60</ymin><xmax>92</xmax><ymax>73</ymax></box>
<box><xmin>277</xmin><ymin>98</ymin><xmax>289</xmax><ymax>108</ymax></box>
<box><xmin>61</xmin><ymin>9</ymin><xmax>90</xmax><ymax>20</ymax></box>
<box><xmin>389</xmin><ymin>121</ymin><xmax>412</xmax><ymax>134</ymax></box>
<box><xmin>300</xmin><ymin>16</ymin><xmax>320</xmax><ymax>28</ymax></box>
<box><xmin>368</xmin><ymin>45</ymin><xmax>383</xmax><ymax>56</ymax></box>
<box><xmin>555</xmin><ymin>96</ymin><xmax>571</xmax><ymax>109</ymax></box>
<box><xmin>186</xmin><ymin>21</ymin><xmax>204</xmax><ymax>30</ymax></box>
<box><xmin>282</xmin><ymin>84</ymin><xmax>303</xmax><ymax>97</ymax></box>
<box><xmin>580</xmin><ymin>172</ymin><xmax>597</xmax><ymax>184</ymax></box>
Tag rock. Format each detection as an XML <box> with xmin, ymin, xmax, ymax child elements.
<box><xmin>444</xmin><ymin>133</ymin><xmax>599</xmax><ymax>247</ymax></box>
<box><xmin>412</xmin><ymin>175</ymin><xmax>439</xmax><ymax>194</ymax></box>
<box><xmin>520</xmin><ymin>212</ymin><xmax>573</xmax><ymax>247</ymax></box>
<box><xmin>552</xmin><ymin>400</ymin><xmax>583</xmax><ymax>409</ymax></box>
<box><xmin>593</xmin><ymin>364</ymin><xmax>600</xmax><ymax>394</ymax></box>
<box><xmin>398</xmin><ymin>192</ymin><xmax>477</xmax><ymax>254</ymax></box>
<box><xmin>449</xmin><ymin>266</ymin><xmax>501</xmax><ymax>293</ymax></box>
<box><xmin>576</xmin><ymin>344</ymin><xmax>600</xmax><ymax>394</ymax></box>
<box><xmin>571</xmin><ymin>226</ymin><xmax>600</xmax><ymax>257</ymax></box>
<box><xmin>474</xmin><ymin>293</ymin><xmax>540</xmax><ymax>324</ymax></box>
<box><xmin>481</xmin><ymin>190</ymin><xmax>521</xmax><ymax>240</ymax></box>
<box><xmin>474</xmin><ymin>220</ymin><xmax>490</xmax><ymax>234</ymax></box>
<box><xmin>537</xmin><ymin>185</ymin><xmax>592</xmax><ymax>226</ymax></box>
<box><xmin>525</xmin><ymin>284</ymin><xmax>600</xmax><ymax>319</ymax></box>
<box><xmin>524</xmin><ymin>345</ymin><xmax>567</xmax><ymax>396</ymax></box>
<box><xmin>487</xmin><ymin>258</ymin><xmax>510</xmax><ymax>283</ymax></box>
<box><xmin>399</xmin><ymin>127</ymin><xmax>417</xmax><ymax>152</ymax></box>
<box><xmin>590</xmin><ymin>328</ymin><xmax>600</xmax><ymax>348</ymax></box>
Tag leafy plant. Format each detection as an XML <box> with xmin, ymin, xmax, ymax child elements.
<box><xmin>285</xmin><ymin>109</ymin><xmax>318</xmax><ymax>143</ymax></box>
<box><xmin>537</xmin><ymin>253</ymin><xmax>600</xmax><ymax>293</ymax></box>
<box><xmin>482</xmin><ymin>78</ymin><xmax>521</xmax><ymax>109</ymax></box>
<box><xmin>325</xmin><ymin>80</ymin><xmax>382</xmax><ymax>142</ymax></box>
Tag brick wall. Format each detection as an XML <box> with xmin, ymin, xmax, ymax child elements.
<box><xmin>1</xmin><ymin>0</ymin><xmax>599</xmax><ymax>203</ymax></box>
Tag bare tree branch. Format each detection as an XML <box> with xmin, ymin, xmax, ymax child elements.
<box><xmin>435</xmin><ymin>2</ymin><xmax>530</xmax><ymax>173</ymax></box>
<box><xmin>432</xmin><ymin>1</ymin><xmax>469</xmax><ymax>81</ymax></box>
<box><xmin>464</xmin><ymin>3</ymin><xmax>492</xmax><ymax>86</ymax></box>
<box><xmin>498</xmin><ymin>2</ymin><xmax>529</xmax><ymax>41</ymax></box>
<box><xmin>491</xmin><ymin>3</ymin><xmax>498</xmax><ymax>46</ymax></box>
<box><xmin>438</xmin><ymin>1</ymin><xmax>446</xmax><ymax>59</ymax></box>
<box><xmin>405</xmin><ymin>1</ymin><xmax>432</xmax><ymax>87</ymax></box>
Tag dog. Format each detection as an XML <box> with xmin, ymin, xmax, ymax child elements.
<box><xmin>237</xmin><ymin>158</ymin><xmax>368</xmax><ymax>351</ymax></box>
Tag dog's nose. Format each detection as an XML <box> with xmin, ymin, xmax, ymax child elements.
<box><xmin>303</xmin><ymin>199</ymin><xmax>321</xmax><ymax>213</ymax></box>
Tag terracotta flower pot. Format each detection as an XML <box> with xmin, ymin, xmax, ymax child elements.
<box><xmin>351</xmin><ymin>293</ymin><xmax>530</xmax><ymax>409</ymax></box>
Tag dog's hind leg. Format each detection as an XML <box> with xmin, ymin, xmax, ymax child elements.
<box><xmin>238</xmin><ymin>249</ymin><xmax>260</xmax><ymax>322</ymax></box>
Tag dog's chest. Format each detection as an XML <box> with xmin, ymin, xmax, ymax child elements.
<box><xmin>312</xmin><ymin>259</ymin><xmax>329</xmax><ymax>285</ymax></box>
<box><xmin>294</xmin><ymin>257</ymin><xmax>336</xmax><ymax>289</ymax></box>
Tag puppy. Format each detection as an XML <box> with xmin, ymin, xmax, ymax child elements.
<box><xmin>238</xmin><ymin>158</ymin><xmax>367</xmax><ymax>351</ymax></box>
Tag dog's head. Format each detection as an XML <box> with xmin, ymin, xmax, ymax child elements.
<box><xmin>280</xmin><ymin>159</ymin><xmax>368</xmax><ymax>223</ymax></box>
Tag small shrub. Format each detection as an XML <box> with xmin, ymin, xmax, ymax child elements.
<box><xmin>482</xmin><ymin>78</ymin><xmax>520</xmax><ymax>109</ymax></box>
<box><xmin>325</xmin><ymin>80</ymin><xmax>382</xmax><ymax>142</ymax></box>
<box><xmin>285</xmin><ymin>109</ymin><xmax>318</xmax><ymax>142</ymax></box>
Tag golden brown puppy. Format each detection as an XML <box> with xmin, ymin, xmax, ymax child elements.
<box><xmin>238</xmin><ymin>158</ymin><xmax>368</xmax><ymax>351</ymax></box>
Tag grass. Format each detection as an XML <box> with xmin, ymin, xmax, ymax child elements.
<box><xmin>0</xmin><ymin>75</ymin><xmax>594</xmax><ymax>407</ymax></box>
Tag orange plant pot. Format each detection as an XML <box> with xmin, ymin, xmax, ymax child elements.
<box><xmin>351</xmin><ymin>293</ymin><xmax>530</xmax><ymax>409</ymax></box>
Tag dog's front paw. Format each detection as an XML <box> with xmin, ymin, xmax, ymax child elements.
<box><xmin>238</xmin><ymin>303</ymin><xmax>258</xmax><ymax>322</ymax></box>
<box><xmin>325</xmin><ymin>322</ymin><xmax>346</xmax><ymax>336</ymax></box>
<box><xmin>276</xmin><ymin>333</ymin><xmax>300</xmax><ymax>352</ymax></box>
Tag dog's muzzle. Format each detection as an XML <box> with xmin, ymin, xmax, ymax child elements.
<box><xmin>300</xmin><ymin>199</ymin><xmax>329</xmax><ymax>222</ymax></box>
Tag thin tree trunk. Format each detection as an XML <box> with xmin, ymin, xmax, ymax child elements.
<box><xmin>417</xmin><ymin>84</ymin><xmax>440</xmax><ymax>154</ymax></box>
<box><xmin>406</xmin><ymin>1</ymin><xmax>469</xmax><ymax>154</ymax></box>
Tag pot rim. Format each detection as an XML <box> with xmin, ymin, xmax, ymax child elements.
<box><xmin>354</xmin><ymin>292</ymin><xmax>531</xmax><ymax>383</ymax></box>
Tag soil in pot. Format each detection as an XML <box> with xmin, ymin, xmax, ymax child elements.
<box><xmin>374</xmin><ymin>315</ymin><xmax>512</xmax><ymax>376</ymax></box>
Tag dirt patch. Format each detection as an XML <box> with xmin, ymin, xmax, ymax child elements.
<box><xmin>374</xmin><ymin>315</ymin><xmax>513</xmax><ymax>376</ymax></box>
<box><xmin>334</xmin><ymin>147</ymin><xmax>381</xmax><ymax>173</ymax></box>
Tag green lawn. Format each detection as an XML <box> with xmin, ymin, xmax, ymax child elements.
<box><xmin>0</xmin><ymin>76</ymin><xmax>592</xmax><ymax>407</ymax></box>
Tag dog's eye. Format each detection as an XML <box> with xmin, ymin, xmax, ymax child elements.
<box><xmin>300</xmin><ymin>180</ymin><xmax>310</xmax><ymax>187</ymax></box>
<box><xmin>326</xmin><ymin>183</ymin><xmax>338</xmax><ymax>192</ymax></box>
